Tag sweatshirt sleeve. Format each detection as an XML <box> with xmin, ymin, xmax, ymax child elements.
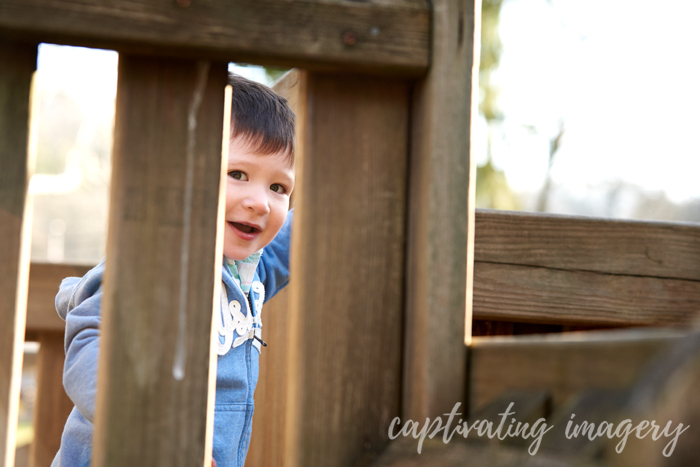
<box><xmin>56</xmin><ymin>261</ymin><xmax>105</xmax><ymax>423</ymax></box>
<box><xmin>258</xmin><ymin>208</ymin><xmax>293</xmax><ymax>301</ymax></box>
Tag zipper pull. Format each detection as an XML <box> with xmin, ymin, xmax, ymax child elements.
<box><xmin>254</xmin><ymin>335</ymin><xmax>267</xmax><ymax>347</ymax></box>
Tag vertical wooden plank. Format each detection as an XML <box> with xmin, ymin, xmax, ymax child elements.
<box><xmin>0</xmin><ymin>37</ymin><xmax>37</xmax><ymax>467</ymax></box>
<box><xmin>92</xmin><ymin>55</ymin><xmax>228</xmax><ymax>467</ymax></box>
<box><xmin>403</xmin><ymin>0</ymin><xmax>481</xmax><ymax>420</ymax></box>
<box><xmin>246</xmin><ymin>288</ymin><xmax>290</xmax><ymax>466</ymax></box>
<box><xmin>247</xmin><ymin>70</ymin><xmax>302</xmax><ymax>467</ymax></box>
<box><xmin>284</xmin><ymin>72</ymin><xmax>408</xmax><ymax>467</ymax></box>
<box><xmin>29</xmin><ymin>332</ymin><xmax>74</xmax><ymax>467</ymax></box>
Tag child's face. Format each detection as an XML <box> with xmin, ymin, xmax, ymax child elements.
<box><xmin>223</xmin><ymin>136</ymin><xmax>295</xmax><ymax>260</ymax></box>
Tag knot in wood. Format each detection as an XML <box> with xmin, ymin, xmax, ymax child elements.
<box><xmin>342</xmin><ymin>31</ymin><xmax>358</xmax><ymax>47</ymax></box>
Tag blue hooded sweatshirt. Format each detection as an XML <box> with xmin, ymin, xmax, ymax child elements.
<box><xmin>52</xmin><ymin>212</ymin><xmax>292</xmax><ymax>467</ymax></box>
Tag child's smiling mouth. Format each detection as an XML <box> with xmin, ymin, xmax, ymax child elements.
<box><xmin>229</xmin><ymin>221</ymin><xmax>262</xmax><ymax>241</ymax></box>
<box><xmin>232</xmin><ymin>222</ymin><xmax>257</xmax><ymax>233</ymax></box>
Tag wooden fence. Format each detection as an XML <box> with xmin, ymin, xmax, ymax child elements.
<box><xmin>16</xmin><ymin>207</ymin><xmax>700</xmax><ymax>465</ymax></box>
<box><xmin>2</xmin><ymin>0</ymin><xmax>700</xmax><ymax>466</ymax></box>
<box><xmin>1</xmin><ymin>1</ymin><xmax>475</xmax><ymax>466</ymax></box>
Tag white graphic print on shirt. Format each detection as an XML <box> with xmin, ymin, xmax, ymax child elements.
<box><xmin>216</xmin><ymin>281</ymin><xmax>265</xmax><ymax>355</ymax></box>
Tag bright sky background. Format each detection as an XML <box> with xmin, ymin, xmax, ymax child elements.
<box><xmin>36</xmin><ymin>44</ymin><xmax>271</xmax><ymax>113</ymax></box>
<box><xmin>485</xmin><ymin>0</ymin><xmax>700</xmax><ymax>203</ymax></box>
<box><xmin>36</xmin><ymin>0</ymin><xmax>700</xmax><ymax>208</ymax></box>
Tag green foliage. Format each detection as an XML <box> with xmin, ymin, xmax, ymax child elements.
<box><xmin>264</xmin><ymin>66</ymin><xmax>290</xmax><ymax>84</ymax></box>
<box><xmin>476</xmin><ymin>0</ymin><xmax>517</xmax><ymax>210</ymax></box>
<box><xmin>476</xmin><ymin>158</ymin><xmax>519</xmax><ymax>210</ymax></box>
<box><xmin>243</xmin><ymin>5</ymin><xmax>516</xmax><ymax>210</ymax></box>
<box><xmin>480</xmin><ymin>0</ymin><xmax>504</xmax><ymax>122</ymax></box>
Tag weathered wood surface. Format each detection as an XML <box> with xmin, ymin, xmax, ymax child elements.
<box><xmin>540</xmin><ymin>387</ymin><xmax>632</xmax><ymax>458</ymax></box>
<box><xmin>474</xmin><ymin>262</ymin><xmax>700</xmax><ymax>326</ymax></box>
<box><xmin>469</xmin><ymin>329</ymin><xmax>684</xmax><ymax>412</ymax></box>
<box><xmin>92</xmin><ymin>56</ymin><xmax>228</xmax><ymax>467</ymax></box>
<box><xmin>0</xmin><ymin>37</ymin><xmax>36</xmax><ymax>467</ymax></box>
<box><xmin>473</xmin><ymin>210</ymin><xmax>700</xmax><ymax>326</ymax></box>
<box><xmin>403</xmin><ymin>0</ymin><xmax>480</xmax><ymax>423</ymax></box>
<box><xmin>26</xmin><ymin>263</ymin><xmax>91</xmax><ymax>333</ymax></box>
<box><xmin>246</xmin><ymin>70</ymin><xmax>300</xmax><ymax>467</ymax></box>
<box><xmin>370</xmin><ymin>437</ymin><xmax>590</xmax><ymax>467</ymax></box>
<box><xmin>475</xmin><ymin>209</ymin><xmax>700</xmax><ymax>281</ymax></box>
<box><xmin>371</xmin><ymin>331</ymin><xmax>700</xmax><ymax>467</ymax></box>
<box><xmin>612</xmin><ymin>331</ymin><xmax>700</xmax><ymax>467</ymax></box>
<box><xmin>284</xmin><ymin>72</ymin><xmax>408</xmax><ymax>467</ymax></box>
<box><xmin>0</xmin><ymin>0</ymin><xmax>429</xmax><ymax>75</ymax></box>
<box><xmin>29</xmin><ymin>332</ymin><xmax>74</xmax><ymax>467</ymax></box>
<box><xmin>246</xmin><ymin>288</ymin><xmax>290</xmax><ymax>467</ymax></box>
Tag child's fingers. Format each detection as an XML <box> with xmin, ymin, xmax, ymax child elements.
<box><xmin>211</xmin><ymin>459</ymin><xmax>216</xmax><ymax>467</ymax></box>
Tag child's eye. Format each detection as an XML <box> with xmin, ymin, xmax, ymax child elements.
<box><xmin>228</xmin><ymin>170</ymin><xmax>248</xmax><ymax>181</ymax></box>
<box><xmin>270</xmin><ymin>183</ymin><xmax>287</xmax><ymax>194</ymax></box>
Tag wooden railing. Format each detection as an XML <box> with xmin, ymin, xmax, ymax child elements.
<box><xmin>1</xmin><ymin>1</ymin><xmax>475</xmax><ymax>466</ymax></box>
<box><xmin>4</xmin><ymin>0</ymin><xmax>700</xmax><ymax>466</ymax></box>
<box><xmin>474</xmin><ymin>209</ymin><xmax>700</xmax><ymax>326</ymax></box>
<box><xmin>22</xmin><ymin>208</ymin><xmax>700</xmax><ymax>464</ymax></box>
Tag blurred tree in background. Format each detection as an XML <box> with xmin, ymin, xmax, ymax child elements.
<box><xmin>477</xmin><ymin>0</ymin><xmax>519</xmax><ymax>210</ymax></box>
<box><xmin>264</xmin><ymin>66</ymin><xmax>289</xmax><ymax>84</ymax></box>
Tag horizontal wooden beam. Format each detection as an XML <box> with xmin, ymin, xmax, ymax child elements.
<box><xmin>26</xmin><ymin>263</ymin><xmax>92</xmax><ymax>334</ymax></box>
<box><xmin>0</xmin><ymin>0</ymin><xmax>430</xmax><ymax>76</ymax></box>
<box><xmin>475</xmin><ymin>209</ymin><xmax>700</xmax><ymax>281</ymax></box>
<box><xmin>473</xmin><ymin>262</ymin><xmax>700</xmax><ymax>327</ymax></box>
<box><xmin>473</xmin><ymin>209</ymin><xmax>700</xmax><ymax>326</ymax></box>
<box><xmin>469</xmin><ymin>328</ymin><xmax>683</xmax><ymax>411</ymax></box>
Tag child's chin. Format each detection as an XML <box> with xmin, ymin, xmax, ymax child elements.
<box><xmin>224</xmin><ymin>247</ymin><xmax>252</xmax><ymax>261</ymax></box>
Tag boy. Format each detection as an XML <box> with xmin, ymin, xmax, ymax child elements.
<box><xmin>52</xmin><ymin>74</ymin><xmax>295</xmax><ymax>467</ymax></box>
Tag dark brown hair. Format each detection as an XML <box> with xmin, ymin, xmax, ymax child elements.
<box><xmin>228</xmin><ymin>73</ymin><xmax>295</xmax><ymax>166</ymax></box>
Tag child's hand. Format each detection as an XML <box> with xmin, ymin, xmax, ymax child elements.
<box><xmin>211</xmin><ymin>459</ymin><xmax>216</xmax><ymax>467</ymax></box>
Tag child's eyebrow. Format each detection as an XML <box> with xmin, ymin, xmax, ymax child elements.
<box><xmin>282</xmin><ymin>175</ymin><xmax>295</xmax><ymax>186</ymax></box>
<box><xmin>274</xmin><ymin>169</ymin><xmax>295</xmax><ymax>185</ymax></box>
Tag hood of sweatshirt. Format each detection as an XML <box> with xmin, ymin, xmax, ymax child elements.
<box><xmin>55</xmin><ymin>258</ymin><xmax>106</xmax><ymax>321</ymax></box>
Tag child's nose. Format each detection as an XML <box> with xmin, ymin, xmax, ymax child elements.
<box><xmin>242</xmin><ymin>187</ymin><xmax>270</xmax><ymax>215</ymax></box>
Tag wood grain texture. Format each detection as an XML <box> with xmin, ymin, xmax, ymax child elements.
<box><xmin>472</xmin><ymin>209</ymin><xmax>700</xmax><ymax>327</ymax></box>
<box><xmin>475</xmin><ymin>209</ymin><xmax>700</xmax><ymax>281</ymax></box>
<box><xmin>246</xmin><ymin>70</ymin><xmax>300</xmax><ymax>467</ymax></box>
<box><xmin>284</xmin><ymin>72</ymin><xmax>408</xmax><ymax>467</ymax></box>
<box><xmin>0</xmin><ymin>0</ymin><xmax>429</xmax><ymax>76</ymax></box>
<box><xmin>469</xmin><ymin>329</ymin><xmax>684</xmax><ymax>413</ymax></box>
<box><xmin>473</xmin><ymin>262</ymin><xmax>700</xmax><ymax>327</ymax></box>
<box><xmin>92</xmin><ymin>56</ymin><xmax>227</xmax><ymax>467</ymax></box>
<box><xmin>29</xmin><ymin>332</ymin><xmax>74</xmax><ymax>467</ymax></box>
<box><xmin>403</xmin><ymin>0</ymin><xmax>480</xmax><ymax>422</ymax></box>
<box><xmin>246</xmin><ymin>288</ymin><xmax>290</xmax><ymax>467</ymax></box>
<box><xmin>0</xmin><ymin>37</ymin><xmax>36</xmax><ymax>467</ymax></box>
<box><xmin>26</xmin><ymin>263</ymin><xmax>92</xmax><ymax>333</ymax></box>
